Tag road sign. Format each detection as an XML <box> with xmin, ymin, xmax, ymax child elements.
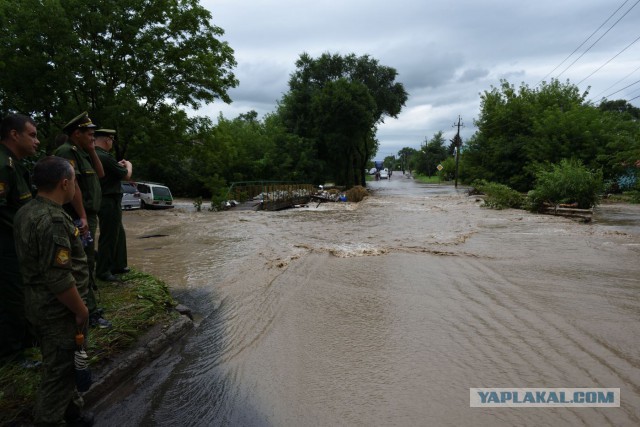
<box><xmin>437</xmin><ymin>164</ymin><xmax>443</xmax><ymax>171</ymax></box>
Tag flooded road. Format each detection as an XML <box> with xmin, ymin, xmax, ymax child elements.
<box><xmin>94</xmin><ymin>176</ymin><xmax>640</xmax><ymax>426</ymax></box>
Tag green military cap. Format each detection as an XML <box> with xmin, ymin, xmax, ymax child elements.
<box><xmin>95</xmin><ymin>129</ymin><xmax>116</xmax><ymax>138</ymax></box>
<box><xmin>63</xmin><ymin>112</ymin><xmax>97</xmax><ymax>134</ymax></box>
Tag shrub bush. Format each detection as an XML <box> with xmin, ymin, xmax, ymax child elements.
<box><xmin>209</xmin><ymin>188</ymin><xmax>229</xmax><ymax>211</ymax></box>
<box><xmin>527</xmin><ymin>159</ymin><xmax>603</xmax><ymax>211</ymax></box>
<box><xmin>628</xmin><ymin>189</ymin><xmax>640</xmax><ymax>203</ymax></box>
<box><xmin>439</xmin><ymin>157</ymin><xmax>457</xmax><ymax>181</ymax></box>
<box><xmin>345</xmin><ymin>185</ymin><xmax>369</xmax><ymax>202</ymax></box>
<box><xmin>627</xmin><ymin>178</ymin><xmax>640</xmax><ymax>203</ymax></box>
<box><xmin>472</xmin><ymin>179</ymin><xmax>524</xmax><ymax>209</ymax></box>
<box><xmin>193</xmin><ymin>197</ymin><xmax>203</xmax><ymax>212</ymax></box>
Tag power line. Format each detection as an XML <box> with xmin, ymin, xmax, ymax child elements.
<box><xmin>590</xmin><ymin>63</ymin><xmax>640</xmax><ymax>100</ymax></box>
<box><xmin>577</xmin><ymin>34</ymin><xmax>640</xmax><ymax>85</ymax></box>
<box><xmin>627</xmin><ymin>86</ymin><xmax>640</xmax><ymax>97</ymax></box>
<box><xmin>538</xmin><ymin>0</ymin><xmax>631</xmax><ymax>85</ymax></box>
<box><xmin>555</xmin><ymin>0</ymin><xmax>640</xmax><ymax>79</ymax></box>
<box><xmin>599</xmin><ymin>78</ymin><xmax>640</xmax><ymax>100</ymax></box>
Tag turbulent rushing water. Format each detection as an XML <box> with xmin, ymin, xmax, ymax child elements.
<box><xmin>93</xmin><ymin>177</ymin><xmax>640</xmax><ymax>426</ymax></box>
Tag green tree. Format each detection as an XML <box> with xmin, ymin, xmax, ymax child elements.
<box><xmin>212</xmin><ymin>111</ymin><xmax>276</xmax><ymax>182</ymax></box>
<box><xmin>277</xmin><ymin>52</ymin><xmax>407</xmax><ymax>187</ymax></box>
<box><xmin>311</xmin><ymin>79</ymin><xmax>376</xmax><ymax>186</ymax></box>
<box><xmin>598</xmin><ymin>99</ymin><xmax>640</xmax><ymax>119</ymax></box>
<box><xmin>597</xmin><ymin>99</ymin><xmax>640</xmax><ymax>176</ymax></box>
<box><xmin>463</xmin><ymin>79</ymin><xmax>638</xmax><ymax>191</ymax></box>
<box><xmin>397</xmin><ymin>147</ymin><xmax>417</xmax><ymax>173</ymax></box>
<box><xmin>0</xmin><ymin>0</ymin><xmax>237</xmax><ymax>161</ymax></box>
<box><xmin>265</xmin><ymin>113</ymin><xmax>318</xmax><ymax>183</ymax></box>
<box><xmin>415</xmin><ymin>131</ymin><xmax>448</xmax><ymax>177</ymax></box>
<box><xmin>439</xmin><ymin>156</ymin><xmax>457</xmax><ymax>181</ymax></box>
<box><xmin>527</xmin><ymin>159</ymin><xmax>603</xmax><ymax>210</ymax></box>
<box><xmin>383</xmin><ymin>155</ymin><xmax>397</xmax><ymax>170</ymax></box>
<box><xmin>127</xmin><ymin>105</ymin><xmax>208</xmax><ymax>195</ymax></box>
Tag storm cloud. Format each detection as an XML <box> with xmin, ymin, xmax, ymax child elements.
<box><xmin>199</xmin><ymin>0</ymin><xmax>640</xmax><ymax>158</ymax></box>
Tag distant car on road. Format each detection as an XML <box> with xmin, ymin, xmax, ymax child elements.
<box><xmin>136</xmin><ymin>182</ymin><xmax>174</xmax><ymax>209</ymax></box>
<box><xmin>379</xmin><ymin>169</ymin><xmax>389</xmax><ymax>179</ymax></box>
<box><xmin>121</xmin><ymin>182</ymin><xmax>141</xmax><ymax>210</ymax></box>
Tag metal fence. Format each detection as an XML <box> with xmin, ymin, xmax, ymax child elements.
<box><xmin>226</xmin><ymin>181</ymin><xmax>315</xmax><ymax>211</ymax></box>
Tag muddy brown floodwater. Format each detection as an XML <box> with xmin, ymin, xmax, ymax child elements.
<box><xmin>92</xmin><ymin>176</ymin><xmax>640</xmax><ymax>426</ymax></box>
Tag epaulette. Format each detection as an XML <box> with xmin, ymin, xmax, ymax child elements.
<box><xmin>50</xmin><ymin>208</ymin><xmax>67</xmax><ymax>223</ymax></box>
<box><xmin>8</xmin><ymin>157</ymin><xmax>14</xmax><ymax>168</ymax></box>
<box><xmin>71</xmin><ymin>145</ymin><xmax>78</xmax><ymax>151</ymax></box>
<box><xmin>51</xmin><ymin>213</ymin><xmax>65</xmax><ymax>223</ymax></box>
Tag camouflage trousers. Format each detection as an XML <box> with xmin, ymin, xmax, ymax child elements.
<box><xmin>31</xmin><ymin>315</ymin><xmax>83</xmax><ymax>426</ymax></box>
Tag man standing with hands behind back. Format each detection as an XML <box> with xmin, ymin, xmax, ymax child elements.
<box><xmin>54</xmin><ymin>112</ymin><xmax>111</xmax><ymax>329</ymax></box>
<box><xmin>94</xmin><ymin>129</ymin><xmax>132</xmax><ymax>282</ymax></box>
<box><xmin>14</xmin><ymin>156</ymin><xmax>93</xmax><ymax>426</ymax></box>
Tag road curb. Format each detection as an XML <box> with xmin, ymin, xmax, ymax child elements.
<box><xmin>82</xmin><ymin>314</ymin><xmax>193</xmax><ymax>406</ymax></box>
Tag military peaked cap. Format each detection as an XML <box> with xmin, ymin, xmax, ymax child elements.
<box><xmin>63</xmin><ymin>112</ymin><xmax>97</xmax><ymax>134</ymax></box>
<box><xmin>95</xmin><ymin>129</ymin><xmax>116</xmax><ymax>138</ymax></box>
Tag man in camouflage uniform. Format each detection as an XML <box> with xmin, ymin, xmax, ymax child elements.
<box><xmin>94</xmin><ymin>129</ymin><xmax>132</xmax><ymax>281</ymax></box>
<box><xmin>14</xmin><ymin>156</ymin><xmax>93</xmax><ymax>426</ymax></box>
<box><xmin>0</xmin><ymin>114</ymin><xmax>39</xmax><ymax>359</ymax></box>
<box><xmin>54</xmin><ymin>112</ymin><xmax>111</xmax><ymax>328</ymax></box>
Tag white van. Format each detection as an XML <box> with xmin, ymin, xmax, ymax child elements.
<box><xmin>135</xmin><ymin>182</ymin><xmax>174</xmax><ymax>209</ymax></box>
<box><xmin>121</xmin><ymin>182</ymin><xmax>141</xmax><ymax>210</ymax></box>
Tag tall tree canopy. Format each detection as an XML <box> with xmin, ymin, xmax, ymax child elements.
<box><xmin>277</xmin><ymin>52</ymin><xmax>408</xmax><ymax>187</ymax></box>
<box><xmin>0</xmin><ymin>0</ymin><xmax>237</xmax><ymax>157</ymax></box>
<box><xmin>463</xmin><ymin>79</ymin><xmax>640</xmax><ymax>191</ymax></box>
<box><xmin>415</xmin><ymin>131</ymin><xmax>448</xmax><ymax>177</ymax></box>
<box><xmin>397</xmin><ymin>147</ymin><xmax>417</xmax><ymax>173</ymax></box>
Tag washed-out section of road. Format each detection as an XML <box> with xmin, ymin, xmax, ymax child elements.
<box><xmin>100</xmin><ymin>178</ymin><xmax>639</xmax><ymax>426</ymax></box>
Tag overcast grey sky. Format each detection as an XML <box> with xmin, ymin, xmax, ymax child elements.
<box><xmin>198</xmin><ymin>0</ymin><xmax>640</xmax><ymax>159</ymax></box>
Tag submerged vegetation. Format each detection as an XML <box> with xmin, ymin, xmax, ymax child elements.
<box><xmin>472</xmin><ymin>159</ymin><xmax>605</xmax><ymax>212</ymax></box>
<box><xmin>527</xmin><ymin>159</ymin><xmax>604</xmax><ymax>211</ymax></box>
<box><xmin>345</xmin><ymin>186</ymin><xmax>369</xmax><ymax>202</ymax></box>
<box><xmin>472</xmin><ymin>180</ymin><xmax>525</xmax><ymax>210</ymax></box>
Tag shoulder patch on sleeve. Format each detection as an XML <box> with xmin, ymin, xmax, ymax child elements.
<box><xmin>54</xmin><ymin>247</ymin><xmax>71</xmax><ymax>267</ymax></box>
<box><xmin>68</xmin><ymin>159</ymin><xmax>76</xmax><ymax>169</ymax></box>
<box><xmin>0</xmin><ymin>181</ymin><xmax>6</xmax><ymax>197</ymax></box>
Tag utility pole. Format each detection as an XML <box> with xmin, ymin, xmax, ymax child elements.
<box><xmin>453</xmin><ymin>116</ymin><xmax>463</xmax><ymax>188</ymax></box>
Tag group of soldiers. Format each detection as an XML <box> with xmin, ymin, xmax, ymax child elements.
<box><xmin>0</xmin><ymin>111</ymin><xmax>134</xmax><ymax>426</ymax></box>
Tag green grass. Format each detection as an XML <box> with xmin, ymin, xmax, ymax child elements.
<box><xmin>473</xmin><ymin>179</ymin><xmax>525</xmax><ymax>210</ymax></box>
<box><xmin>604</xmin><ymin>191</ymin><xmax>640</xmax><ymax>204</ymax></box>
<box><xmin>0</xmin><ymin>269</ymin><xmax>177</xmax><ymax>425</ymax></box>
<box><xmin>413</xmin><ymin>174</ymin><xmax>449</xmax><ymax>184</ymax></box>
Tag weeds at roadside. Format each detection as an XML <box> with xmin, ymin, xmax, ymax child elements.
<box><xmin>0</xmin><ymin>269</ymin><xmax>177</xmax><ymax>426</ymax></box>
<box><xmin>345</xmin><ymin>186</ymin><xmax>369</xmax><ymax>202</ymax></box>
<box><xmin>472</xmin><ymin>179</ymin><xmax>525</xmax><ymax>209</ymax></box>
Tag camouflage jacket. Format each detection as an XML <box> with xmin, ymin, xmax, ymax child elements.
<box><xmin>13</xmin><ymin>196</ymin><xmax>89</xmax><ymax>323</ymax></box>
